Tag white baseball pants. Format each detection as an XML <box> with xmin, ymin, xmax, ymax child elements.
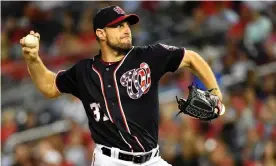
<box><xmin>91</xmin><ymin>144</ymin><xmax>171</xmax><ymax>166</ymax></box>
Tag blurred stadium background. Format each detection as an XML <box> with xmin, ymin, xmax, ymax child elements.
<box><xmin>1</xmin><ymin>1</ymin><xmax>276</xmax><ymax>166</ymax></box>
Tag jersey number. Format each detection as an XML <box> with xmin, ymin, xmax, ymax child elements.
<box><xmin>90</xmin><ymin>103</ymin><xmax>109</xmax><ymax>122</ymax></box>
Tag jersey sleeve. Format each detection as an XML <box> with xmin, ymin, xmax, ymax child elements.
<box><xmin>150</xmin><ymin>43</ymin><xmax>185</xmax><ymax>75</ymax></box>
<box><xmin>55</xmin><ymin>63</ymin><xmax>80</xmax><ymax>98</ymax></box>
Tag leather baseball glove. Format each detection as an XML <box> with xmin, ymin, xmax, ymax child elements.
<box><xmin>176</xmin><ymin>84</ymin><xmax>225</xmax><ymax>121</ymax></box>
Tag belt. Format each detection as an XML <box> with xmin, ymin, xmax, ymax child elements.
<box><xmin>101</xmin><ymin>147</ymin><xmax>159</xmax><ymax>164</ymax></box>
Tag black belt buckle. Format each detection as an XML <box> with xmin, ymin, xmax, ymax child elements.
<box><xmin>133</xmin><ymin>155</ymin><xmax>145</xmax><ymax>164</ymax></box>
<box><xmin>133</xmin><ymin>152</ymin><xmax>152</xmax><ymax>164</ymax></box>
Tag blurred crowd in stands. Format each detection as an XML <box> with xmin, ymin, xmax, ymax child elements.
<box><xmin>1</xmin><ymin>1</ymin><xmax>276</xmax><ymax>166</ymax></box>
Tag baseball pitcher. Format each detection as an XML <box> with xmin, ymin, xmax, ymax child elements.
<box><xmin>20</xmin><ymin>5</ymin><xmax>224</xmax><ymax>166</ymax></box>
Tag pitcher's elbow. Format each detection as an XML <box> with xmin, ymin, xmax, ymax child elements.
<box><xmin>40</xmin><ymin>89</ymin><xmax>59</xmax><ymax>99</ymax></box>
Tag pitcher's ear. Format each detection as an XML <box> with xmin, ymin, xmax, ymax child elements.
<box><xmin>96</xmin><ymin>29</ymin><xmax>106</xmax><ymax>41</ymax></box>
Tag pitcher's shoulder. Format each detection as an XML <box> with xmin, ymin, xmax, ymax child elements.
<box><xmin>133</xmin><ymin>43</ymin><xmax>161</xmax><ymax>53</ymax></box>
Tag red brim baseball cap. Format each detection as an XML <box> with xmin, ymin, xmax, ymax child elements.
<box><xmin>93</xmin><ymin>6</ymin><xmax>139</xmax><ymax>32</ymax></box>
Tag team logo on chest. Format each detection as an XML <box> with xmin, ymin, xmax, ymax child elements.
<box><xmin>120</xmin><ymin>62</ymin><xmax>151</xmax><ymax>99</ymax></box>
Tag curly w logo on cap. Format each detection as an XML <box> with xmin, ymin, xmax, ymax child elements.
<box><xmin>113</xmin><ymin>6</ymin><xmax>126</xmax><ymax>15</ymax></box>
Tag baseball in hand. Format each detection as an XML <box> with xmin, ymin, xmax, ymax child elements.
<box><xmin>24</xmin><ymin>34</ymin><xmax>39</xmax><ymax>48</ymax></box>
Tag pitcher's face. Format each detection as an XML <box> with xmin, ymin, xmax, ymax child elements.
<box><xmin>104</xmin><ymin>21</ymin><xmax>133</xmax><ymax>52</ymax></box>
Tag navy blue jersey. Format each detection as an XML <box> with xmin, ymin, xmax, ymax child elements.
<box><xmin>55</xmin><ymin>43</ymin><xmax>185</xmax><ymax>152</ymax></box>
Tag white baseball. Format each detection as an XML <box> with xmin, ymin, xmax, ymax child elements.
<box><xmin>24</xmin><ymin>34</ymin><xmax>38</xmax><ymax>48</ymax></box>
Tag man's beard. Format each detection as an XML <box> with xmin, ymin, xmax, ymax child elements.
<box><xmin>106</xmin><ymin>38</ymin><xmax>132</xmax><ymax>54</ymax></box>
